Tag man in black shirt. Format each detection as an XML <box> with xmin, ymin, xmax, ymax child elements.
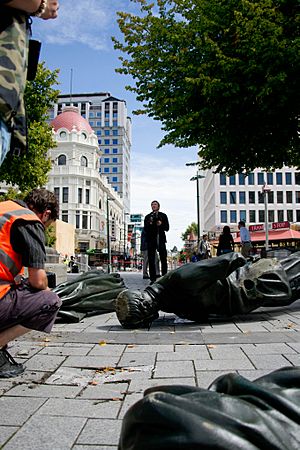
<box><xmin>0</xmin><ymin>188</ymin><xmax>61</xmax><ymax>378</ymax></box>
<box><xmin>144</xmin><ymin>200</ymin><xmax>169</xmax><ymax>283</ymax></box>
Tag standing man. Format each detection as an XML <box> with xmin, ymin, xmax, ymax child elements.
<box><xmin>238</xmin><ymin>220</ymin><xmax>252</xmax><ymax>258</ymax></box>
<box><xmin>0</xmin><ymin>0</ymin><xmax>59</xmax><ymax>166</ymax></box>
<box><xmin>144</xmin><ymin>200</ymin><xmax>169</xmax><ymax>283</ymax></box>
<box><xmin>198</xmin><ymin>234</ymin><xmax>211</xmax><ymax>260</ymax></box>
<box><xmin>0</xmin><ymin>188</ymin><xmax>62</xmax><ymax>378</ymax></box>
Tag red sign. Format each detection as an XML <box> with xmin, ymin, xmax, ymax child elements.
<box><xmin>249</xmin><ymin>224</ymin><xmax>264</xmax><ymax>232</ymax></box>
<box><xmin>272</xmin><ymin>221</ymin><xmax>290</xmax><ymax>230</ymax></box>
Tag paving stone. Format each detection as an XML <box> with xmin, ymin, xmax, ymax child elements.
<box><xmin>0</xmin><ymin>381</ymin><xmax>14</xmax><ymax>395</ymax></box>
<box><xmin>4</xmin><ymin>384</ymin><xmax>82</xmax><ymax>398</ymax></box>
<box><xmin>286</xmin><ymin>342</ymin><xmax>300</xmax><ymax>353</ymax></box>
<box><xmin>235</xmin><ymin>322</ymin><xmax>270</xmax><ymax>333</ymax></box>
<box><xmin>241</xmin><ymin>343</ymin><xmax>297</xmax><ymax>355</ymax></box>
<box><xmin>0</xmin><ymin>397</ymin><xmax>46</xmax><ymax>426</ymax></box>
<box><xmin>88</xmin><ymin>344</ymin><xmax>126</xmax><ymax>356</ymax></box>
<box><xmin>8</xmin><ymin>342</ymin><xmax>42</xmax><ymax>359</ymax></box>
<box><xmin>37</xmin><ymin>397</ymin><xmax>121</xmax><ymax>419</ymax></box>
<box><xmin>3</xmin><ymin>415</ymin><xmax>86</xmax><ymax>450</ymax></box>
<box><xmin>24</xmin><ymin>354</ymin><xmax>66</xmax><ymax>371</ymax></box>
<box><xmin>0</xmin><ymin>426</ymin><xmax>18</xmax><ymax>447</ymax></box>
<box><xmin>247</xmin><ymin>354</ymin><xmax>293</xmax><ymax>369</ymax></box>
<box><xmin>39</xmin><ymin>346</ymin><xmax>91</xmax><ymax>356</ymax></box>
<box><xmin>196</xmin><ymin>371</ymin><xmax>235</xmax><ymax>389</ymax></box>
<box><xmin>62</xmin><ymin>356</ymin><xmax>119</xmax><ymax>369</ymax></box>
<box><xmin>76</xmin><ymin>418</ymin><xmax>122</xmax><ymax>446</ymax></box>
<box><xmin>80</xmin><ymin>382</ymin><xmax>128</xmax><ymax>400</ymax></box>
<box><xmin>46</xmin><ymin>367</ymin><xmax>96</xmax><ymax>386</ymax></box>
<box><xmin>153</xmin><ymin>360</ymin><xmax>195</xmax><ymax>378</ymax></box>
<box><xmin>237</xmin><ymin>370</ymin><xmax>275</xmax><ymax>381</ymax></box>
<box><xmin>284</xmin><ymin>354</ymin><xmax>300</xmax><ymax>366</ymax></box>
<box><xmin>64</xmin><ymin>343</ymin><xmax>95</xmax><ymax>348</ymax></box>
<box><xmin>208</xmin><ymin>346</ymin><xmax>249</xmax><ymax>361</ymax></box>
<box><xmin>125</xmin><ymin>344</ymin><xmax>174</xmax><ymax>353</ymax></box>
<box><xmin>92</xmin><ymin>365</ymin><xmax>153</xmax><ymax>384</ymax></box>
<box><xmin>129</xmin><ymin>377</ymin><xmax>196</xmax><ymax>394</ymax></box>
<box><xmin>73</xmin><ymin>447</ymin><xmax>118</xmax><ymax>450</ymax></box>
<box><xmin>119</xmin><ymin>352</ymin><xmax>156</xmax><ymax>367</ymax></box>
<box><xmin>206</xmin><ymin>323</ymin><xmax>242</xmax><ymax>333</ymax></box>
<box><xmin>157</xmin><ymin>344</ymin><xmax>210</xmax><ymax>360</ymax></box>
<box><xmin>194</xmin><ymin>358</ymin><xmax>253</xmax><ymax>371</ymax></box>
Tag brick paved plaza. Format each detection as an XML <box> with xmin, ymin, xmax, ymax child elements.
<box><xmin>0</xmin><ymin>272</ymin><xmax>299</xmax><ymax>449</ymax></box>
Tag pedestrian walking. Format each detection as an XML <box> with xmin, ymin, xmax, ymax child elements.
<box><xmin>217</xmin><ymin>226</ymin><xmax>235</xmax><ymax>256</ymax></box>
<box><xmin>198</xmin><ymin>234</ymin><xmax>211</xmax><ymax>259</ymax></box>
<box><xmin>238</xmin><ymin>220</ymin><xmax>252</xmax><ymax>258</ymax></box>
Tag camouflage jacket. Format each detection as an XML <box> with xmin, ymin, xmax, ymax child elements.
<box><xmin>0</xmin><ymin>5</ymin><xmax>29</xmax><ymax>155</ymax></box>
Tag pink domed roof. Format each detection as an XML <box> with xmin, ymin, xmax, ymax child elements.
<box><xmin>51</xmin><ymin>106</ymin><xmax>93</xmax><ymax>133</ymax></box>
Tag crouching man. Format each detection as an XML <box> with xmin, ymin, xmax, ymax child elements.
<box><xmin>0</xmin><ymin>188</ymin><xmax>62</xmax><ymax>377</ymax></box>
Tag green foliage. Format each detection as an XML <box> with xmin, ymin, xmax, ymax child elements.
<box><xmin>114</xmin><ymin>0</ymin><xmax>299</xmax><ymax>173</ymax></box>
<box><xmin>0</xmin><ymin>62</ymin><xmax>60</xmax><ymax>191</ymax></box>
<box><xmin>181</xmin><ymin>222</ymin><xmax>198</xmax><ymax>241</ymax></box>
<box><xmin>45</xmin><ymin>225</ymin><xmax>56</xmax><ymax>248</ymax></box>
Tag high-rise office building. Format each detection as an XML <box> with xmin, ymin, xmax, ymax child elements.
<box><xmin>50</xmin><ymin>92</ymin><xmax>131</xmax><ymax>212</ymax></box>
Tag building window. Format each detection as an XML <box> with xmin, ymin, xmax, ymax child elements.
<box><xmin>286</xmin><ymin>191</ymin><xmax>293</xmax><ymax>203</ymax></box>
<box><xmin>113</xmin><ymin>129</ymin><xmax>118</xmax><ymax>136</ymax></box>
<box><xmin>54</xmin><ymin>187</ymin><xmax>59</xmax><ymax>202</ymax></box>
<box><xmin>89</xmin><ymin>112</ymin><xmax>94</xmax><ymax>118</ymax></box>
<box><xmin>96</xmin><ymin>112</ymin><xmax>101</xmax><ymax>117</ymax></box>
<box><xmin>62</xmin><ymin>210</ymin><xmax>68</xmax><ymax>223</ymax></box>
<box><xmin>96</xmin><ymin>121</ymin><xmax>101</xmax><ymax>126</ymax></box>
<box><xmin>86</xmin><ymin>180</ymin><xmax>91</xmax><ymax>186</ymax></box>
<box><xmin>112</xmin><ymin>157</ymin><xmax>118</xmax><ymax>163</ymax></box>
<box><xmin>277</xmin><ymin>210</ymin><xmax>284</xmax><ymax>222</ymax></box>
<box><xmin>247</xmin><ymin>173</ymin><xmax>254</xmax><ymax>185</ymax></box>
<box><xmin>104</xmin><ymin>158</ymin><xmax>109</xmax><ymax>163</ymax></box>
<box><xmin>76</xmin><ymin>210</ymin><xmax>80</xmax><ymax>229</ymax></box>
<box><xmin>268</xmin><ymin>210</ymin><xmax>274</xmax><ymax>222</ymax></box>
<box><xmin>113</xmin><ymin>186</ymin><xmax>118</xmax><ymax>191</ymax></box>
<box><xmin>99</xmin><ymin>199</ymin><xmax>102</xmax><ymax>209</ymax></box>
<box><xmin>220</xmin><ymin>192</ymin><xmax>227</xmax><ymax>204</ymax></box>
<box><xmin>57</xmin><ymin>154</ymin><xmax>66</xmax><ymax>166</ymax></box>
<box><xmin>297</xmin><ymin>210</ymin><xmax>300</xmax><ymax>221</ymax></box>
<box><xmin>267</xmin><ymin>173</ymin><xmax>273</xmax><ymax>184</ymax></box>
<box><xmin>259</xmin><ymin>210</ymin><xmax>265</xmax><ymax>222</ymax></box>
<box><xmin>220</xmin><ymin>210</ymin><xmax>227</xmax><ymax>223</ymax></box>
<box><xmin>112</xmin><ymin>139</ymin><xmax>118</xmax><ymax>145</ymax></box>
<box><xmin>104</xmin><ymin>167</ymin><xmax>109</xmax><ymax>173</ymax></box>
<box><xmin>268</xmin><ymin>191</ymin><xmax>274</xmax><ymax>203</ymax></box>
<box><xmin>277</xmin><ymin>191</ymin><xmax>283</xmax><ymax>203</ymax></box>
<box><xmin>112</xmin><ymin>167</ymin><xmax>118</xmax><ymax>173</ymax></box>
<box><xmin>249</xmin><ymin>191</ymin><xmax>255</xmax><ymax>203</ymax></box>
<box><xmin>230</xmin><ymin>210</ymin><xmax>237</xmax><ymax>223</ymax></box>
<box><xmin>258</xmin><ymin>192</ymin><xmax>264</xmax><ymax>203</ymax></box>
<box><xmin>105</xmin><ymin>120</ymin><xmax>109</xmax><ymax>127</ymax></box>
<box><xmin>96</xmin><ymin>130</ymin><xmax>101</xmax><ymax>136</ymax></box>
<box><xmin>276</xmin><ymin>172</ymin><xmax>282</xmax><ymax>185</ymax></box>
<box><xmin>104</xmin><ymin>139</ymin><xmax>110</xmax><ymax>145</ymax></box>
<box><xmin>89</xmin><ymin>121</ymin><xmax>94</xmax><ymax>126</ymax></box>
<box><xmin>229</xmin><ymin>175</ymin><xmax>235</xmax><ymax>185</ymax></box>
<box><xmin>257</xmin><ymin>172</ymin><xmax>265</xmax><ymax>184</ymax></box>
<box><xmin>295</xmin><ymin>173</ymin><xmax>300</xmax><ymax>184</ymax></box>
<box><xmin>112</xmin><ymin>148</ymin><xmax>118</xmax><ymax>154</ymax></box>
<box><xmin>78</xmin><ymin>188</ymin><xmax>82</xmax><ymax>203</ymax></box>
<box><xmin>219</xmin><ymin>174</ymin><xmax>226</xmax><ymax>185</ymax></box>
<box><xmin>229</xmin><ymin>192</ymin><xmax>236</xmax><ymax>204</ymax></box>
<box><xmin>105</xmin><ymin>130</ymin><xmax>110</xmax><ymax>136</ymax></box>
<box><xmin>81</xmin><ymin>156</ymin><xmax>88</xmax><ymax>167</ymax></box>
<box><xmin>85</xmin><ymin>189</ymin><xmax>90</xmax><ymax>204</ymax></box>
<box><xmin>82</xmin><ymin>212</ymin><xmax>88</xmax><ymax>229</ymax></box>
<box><xmin>239</xmin><ymin>192</ymin><xmax>246</xmax><ymax>204</ymax></box>
<box><xmin>113</xmin><ymin>120</ymin><xmax>118</xmax><ymax>126</ymax></box>
<box><xmin>249</xmin><ymin>210</ymin><xmax>256</xmax><ymax>223</ymax></box>
<box><xmin>285</xmin><ymin>172</ymin><xmax>292</xmax><ymax>185</ymax></box>
<box><xmin>105</xmin><ymin>112</ymin><xmax>109</xmax><ymax>118</ymax></box>
<box><xmin>240</xmin><ymin>210</ymin><xmax>246</xmax><ymax>222</ymax></box>
<box><xmin>104</xmin><ymin>148</ymin><xmax>109</xmax><ymax>154</ymax></box>
<box><xmin>238</xmin><ymin>174</ymin><xmax>245</xmax><ymax>185</ymax></box>
<box><xmin>287</xmin><ymin>210</ymin><xmax>293</xmax><ymax>222</ymax></box>
<box><xmin>112</xmin><ymin>176</ymin><xmax>118</xmax><ymax>182</ymax></box>
<box><xmin>62</xmin><ymin>187</ymin><xmax>68</xmax><ymax>203</ymax></box>
<box><xmin>296</xmin><ymin>191</ymin><xmax>300</xmax><ymax>203</ymax></box>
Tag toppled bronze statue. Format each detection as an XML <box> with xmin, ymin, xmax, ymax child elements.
<box><xmin>116</xmin><ymin>252</ymin><xmax>300</xmax><ymax>328</ymax></box>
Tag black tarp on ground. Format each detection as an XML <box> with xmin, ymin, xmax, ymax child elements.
<box><xmin>118</xmin><ymin>366</ymin><xmax>300</xmax><ymax>450</ymax></box>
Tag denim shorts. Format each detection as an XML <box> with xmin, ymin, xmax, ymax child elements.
<box><xmin>0</xmin><ymin>119</ymin><xmax>11</xmax><ymax>166</ymax></box>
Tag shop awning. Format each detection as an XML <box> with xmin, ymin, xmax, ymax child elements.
<box><xmin>234</xmin><ymin>229</ymin><xmax>300</xmax><ymax>243</ymax></box>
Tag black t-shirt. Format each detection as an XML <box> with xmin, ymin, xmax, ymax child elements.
<box><xmin>10</xmin><ymin>201</ymin><xmax>46</xmax><ymax>269</ymax></box>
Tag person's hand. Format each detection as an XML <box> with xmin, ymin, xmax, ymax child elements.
<box><xmin>157</xmin><ymin>220</ymin><xmax>162</xmax><ymax>226</ymax></box>
<box><xmin>40</xmin><ymin>0</ymin><xmax>59</xmax><ymax>19</ymax></box>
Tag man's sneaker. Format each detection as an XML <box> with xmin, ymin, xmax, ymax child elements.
<box><xmin>0</xmin><ymin>346</ymin><xmax>24</xmax><ymax>378</ymax></box>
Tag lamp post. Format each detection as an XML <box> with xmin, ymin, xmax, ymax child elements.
<box><xmin>123</xmin><ymin>212</ymin><xmax>130</xmax><ymax>271</ymax></box>
<box><xmin>186</xmin><ymin>162</ymin><xmax>205</xmax><ymax>244</ymax></box>
<box><xmin>106</xmin><ymin>196</ymin><xmax>114</xmax><ymax>273</ymax></box>
<box><xmin>262</xmin><ymin>183</ymin><xmax>271</xmax><ymax>252</ymax></box>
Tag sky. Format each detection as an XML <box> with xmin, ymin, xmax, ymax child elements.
<box><xmin>33</xmin><ymin>0</ymin><xmax>199</xmax><ymax>250</ymax></box>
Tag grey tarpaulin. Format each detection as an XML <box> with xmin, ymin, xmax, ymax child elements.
<box><xmin>118</xmin><ymin>366</ymin><xmax>300</xmax><ymax>449</ymax></box>
<box><xmin>53</xmin><ymin>270</ymin><xmax>126</xmax><ymax>322</ymax></box>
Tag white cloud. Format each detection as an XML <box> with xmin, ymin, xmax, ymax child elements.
<box><xmin>130</xmin><ymin>153</ymin><xmax>198</xmax><ymax>250</ymax></box>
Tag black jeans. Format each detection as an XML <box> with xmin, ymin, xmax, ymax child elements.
<box><xmin>148</xmin><ymin>244</ymin><xmax>168</xmax><ymax>281</ymax></box>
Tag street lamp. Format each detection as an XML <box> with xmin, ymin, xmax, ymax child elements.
<box><xmin>262</xmin><ymin>183</ymin><xmax>271</xmax><ymax>252</ymax></box>
<box><xmin>106</xmin><ymin>196</ymin><xmax>114</xmax><ymax>273</ymax></box>
<box><xmin>186</xmin><ymin>162</ymin><xmax>205</xmax><ymax>244</ymax></box>
<box><xmin>123</xmin><ymin>212</ymin><xmax>130</xmax><ymax>271</ymax></box>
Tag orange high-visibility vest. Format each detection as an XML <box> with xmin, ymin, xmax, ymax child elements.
<box><xmin>0</xmin><ymin>200</ymin><xmax>41</xmax><ymax>299</ymax></box>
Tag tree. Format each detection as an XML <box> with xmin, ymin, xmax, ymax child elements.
<box><xmin>114</xmin><ymin>0</ymin><xmax>299</xmax><ymax>173</ymax></box>
<box><xmin>0</xmin><ymin>62</ymin><xmax>59</xmax><ymax>191</ymax></box>
<box><xmin>181</xmin><ymin>222</ymin><xmax>198</xmax><ymax>241</ymax></box>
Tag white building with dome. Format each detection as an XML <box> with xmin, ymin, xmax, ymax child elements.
<box><xmin>47</xmin><ymin>106</ymin><xmax>123</xmax><ymax>254</ymax></box>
